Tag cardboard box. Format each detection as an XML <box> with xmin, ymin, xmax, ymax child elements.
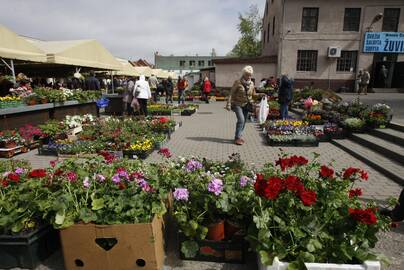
<box><xmin>60</xmin><ymin>216</ymin><xmax>164</xmax><ymax>270</ymax></box>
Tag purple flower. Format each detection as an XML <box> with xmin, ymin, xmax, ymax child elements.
<box><xmin>83</xmin><ymin>177</ymin><xmax>90</xmax><ymax>188</ymax></box>
<box><xmin>66</xmin><ymin>172</ymin><xmax>77</xmax><ymax>182</ymax></box>
<box><xmin>208</xmin><ymin>178</ymin><xmax>223</xmax><ymax>196</ymax></box>
<box><xmin>185</xmin><ymin>159</ymin><xmax>203</xmax><ymax>173</ymax></box>
<box><xmin>96</xmin><ymin>174</ymin><xmax>106</xmax><ymax>182</ymax></box>
<box><xmin>14</xmin><ymin>168</ymin><xmax>25</xmax><ymax>175</ymax></box>
<box><xmin>239</xmin><ymin>176</ymin><xmax>250</xmax><ymax>187</ymax></box>
<box><xmin>173</xmin><ymin>188</ymin><xmax>189</xmax><ymax>201</ymax></box>
<box><xmin>117</xmin><ymin>168</ymin><xmax>129</xmax><ymax>180</ymax></box>
<box><xmin>138</xmin><ymin>179</ymin><xmax>153</xmax><ymax>192</ymax></box>
<box><xmin>112</xmin><ymin>174</ymin><xmax>121</xmax><ymax>184</ymax></box>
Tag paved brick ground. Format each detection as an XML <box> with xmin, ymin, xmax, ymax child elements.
<box><xmin>4</xmin><ymin>101</ymin><xmax>404</xmax><ymax>270</ymax></box>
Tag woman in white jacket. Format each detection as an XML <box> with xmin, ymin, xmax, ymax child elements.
<box><xmin>133</xmin><ymin>75</ymin><xmax>151</xmax><ymax>116</ymax></box>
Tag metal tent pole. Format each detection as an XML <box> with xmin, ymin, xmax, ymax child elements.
<box><xmin>1</xmin><ymin>58</ymin><xmax>16</xmax><ymax>83</ymax></box>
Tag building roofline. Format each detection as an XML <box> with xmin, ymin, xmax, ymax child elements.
<box><xmin>212</xmin><ymin>55</ymin><xmax>278</xmax><ymax>64</ymax></box>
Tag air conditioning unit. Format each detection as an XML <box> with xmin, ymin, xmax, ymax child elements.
<box><xmin>328</xmin><ymin>47</ymin><xmax>342</xmax><ymax>58</ymax></box>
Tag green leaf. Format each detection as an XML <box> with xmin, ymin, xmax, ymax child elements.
<box><xmin>79</xmin><ymin>209</ymin><xmax>97</xmax><ymax>223</ymax></box>
<box><xmin>11</xmin><ymin>221</ymin><xmax>24</xmax><ymax>233</ymax></box>
<box><xmin>55</xmin><ymin>210</ymin><xmax>66</xmax><ymax>225</ymax></box>
<box><xmin>306</xmin><ymin>243</ymin><xmax>315</xmax><ymax>253</ymax></box>
<box><xmin>181</xmin><ymin>240</ymin><xmax>199</xmax><ymax>258</ymax></box>
<box><xmin>91</xmin><ymin>198</ymin><xmax>105</xmax><ymax>211</ymax></box>
<box><xmin>259</xmin><ymin>250</ymin><xmax>274</xmax><ymax>266</ymax></box>
<box><xmin>287</xmin><ymin>262</ymin><xmax>301</xmax><ymax>270</ymax></box>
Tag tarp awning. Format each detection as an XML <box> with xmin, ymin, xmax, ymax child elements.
<box><xmin>133</xmin><ymin>66</ymin><xmax>153</xmax><ymax>77</ymax></box>
<box><xmin>0</xmin><ymin>25</ymin><xmax>47</xmax><ymax>62</ymax></box>
<box><xmin>25</xmin><ymin>38</ymin><xmax>122</xmax><ymax>70</ymax></box>
<box><xmin>114</xmin><ymin>58</ymin><xmax>140</xmax><ymax>76</ymax></box>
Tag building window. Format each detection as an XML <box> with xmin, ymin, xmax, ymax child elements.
<box><xmin>301</xmin><ymin>8</ymin><xmax>319</xmax><ymax>32</ymax></box>
<box><xmin>337</xmin><ymin>51</ymin><xmax>358</xmax><ymax>72</ymax></box>
<box><xmin>297</xmin><ymin>50</ymin><xmax>318</xmax><ymax>71</ymax></box>
<box><xmin>179</xmin><ymin>60</ymin><xmax>186</xmax><ymax>67</ymax></box>
<box><xmin>272</xmin><ymin>17</ymin><xmax>276</xmax><ymax>35</ymax></box>
<box><xmin>343</xmin><ymin>8</ymin><xmax>361</xmax><ymax>31</ymax></box>
<box><xmin>208</xmin><ymin>60</ymin><xmax>213</xmax><ymax>66</ymax></box>
<box><xmin>263</xmin><ymin>31</ymin><xmax>266</xmax><ymax>44</ymax></box>
<box><xmin>267</xmin><ymin>23</ymin><xmax>270</xmax><ymax>41</ymax></box>
<box><xmin>382</xmin><ymin>8</ymin><xmax>400</xmax><ymax>32</ymax></box>
<box><xmin>198</xmin><ymin>60</ymin><xmax>205</xmax><ymax>67</ymax></box>
<box><xmin>189</xmin><ymin>60</ymin><xmax>195</xmax><ymax>67</ymax></box>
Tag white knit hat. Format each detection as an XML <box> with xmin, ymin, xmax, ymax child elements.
<box><xmin>242</xmin><ymin>65</ymin><xmax>254</xmax><ymax>75</ymax></box>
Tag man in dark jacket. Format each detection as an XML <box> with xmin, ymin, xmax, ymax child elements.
<box><xmin>85</xmin><ymin>71</ymin><xmax>100</xmax><ymax>90</ymax></box>
<box><xmin>0</xmin><ymin>74</ymin><xmax>14</xmax><ymax>97</ymax></box>
<box><xmin>278</xmin><ymin>75</ymin><xmax>293</xmax><ymax>120</ymax></box>
<box><xmin>165</xmin><ymin>77</ymin><xmax>174</xmax><ymax>104</ymax></box>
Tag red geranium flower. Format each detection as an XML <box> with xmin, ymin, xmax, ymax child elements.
<box><xmin>263</xmin><ymin>177</ymin><xmax>284</xmax><ymax>200</ymax></box>
<box><xmin>1</xmin><ymin>179</ymin><xmax>9</xmax><ymax>187</ymax></box>
<box><xmin>285</xmin><ymin>175</ymin><xmax>304</xmax><ymax>193</ymax></box>
<box><xmin>7</xmin><ymin>173</ymin><xmax>20</xmax><ymax>183</ymax></box>
<box><xmin>54</xmin><ymin>169</ymin><xmax>64</xmax><ymax>176</ymax></box>
<box><xmin>276</xmin><ymin>155</ymin><xmax>308</xmax><ymax>171</ymax></box>
<box><xmin>29</xmin><ymin>169</ymin><xmax>47</xmax><ymax>178</ymax></box>
<box><xmin>349</xmin><ymin>188</ymin><xmax>363</xmax><ymax>198</ymax></box>
<box><xmin>159</xmin><ymin>117</ymin><xmax>169</xmax><ymax>124</ymax></box>
<box><xmin>360</xmin><ymin>170</ymin><xmax>368</xmax><ymax>181</ymax></box>
<box><xmin>158</xmin><ymin>148</ymin><xmax>172</xmax><ymax>158</ymax></box>
<box><xmin>343</xmin><ymin>167</ymin><xmax>360</xmax><ymax>179</ymax></box>
<box><xmin>254</xmin><ymin>174</ymin><xmax>267</xmax><ymax>197</ymax></box>
<box><xmin>320</xmin><ymin>165</ymin><xmax>334</xmax><ymax>179</ymax></box>
<box><xmin>349</xmin><ymin>208</ymin><xmax>377</xmax><ymax>225</ymax></box>
<box><xmin>299</xmin><ymin>190</ymin><xmax>317</xmax><ymax>206</ymax></box>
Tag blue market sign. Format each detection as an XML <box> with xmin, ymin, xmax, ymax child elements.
<box><xmin>363</xmin><ymin>32</ymin><xmax>404</xmax><ymax>53</ymax></box>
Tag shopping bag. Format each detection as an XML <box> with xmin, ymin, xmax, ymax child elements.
<box><xmin>258</xmin><ymin>96</ymin><xmax>269</xmax><ymax>125</ymax></box>
<box><xmin>131</xmin><ymin>97</ymin><xmax>140</xmax><ymax>112</ymax></box>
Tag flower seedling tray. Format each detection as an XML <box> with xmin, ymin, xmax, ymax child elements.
<box><xmin>123</xmin><ymin>149</ymin><xmax>153</xmax><ymax>160</ymax></box>
<box><xmin>0</xmin><ymin>145</ymin><xmax>25</xmax><ymax>158</ymax></box>
<box><xmin>181</xmin><ymin>109</ymin><xmax>196</xmax><ymax>116</ymax></box>
<box><xmin>37</xmin><ymin>144</ymin><xmax>58</xmax><ymax>156</ymax></box>
<box><xmin>178</xmin><ymin>233</ymin><xmax>247</xmax><ymax>264</ymax></box>
<box><xmin>0</xmin><ymin>225</ymin><xmax>59</xmax><ymax>269</ymax></box>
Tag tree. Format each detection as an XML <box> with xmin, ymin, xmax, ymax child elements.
<box><xmin>229</xmin><ymin>5</ymin><xmax>263</xmax><ymax>57</ymax></box>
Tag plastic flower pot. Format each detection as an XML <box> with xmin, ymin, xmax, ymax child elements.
<box><xmin>224</xmin><ymin>220</ymin><xmax>241</xmax><ymax>240</ymax></box>
<box><xmin>207</xmin><ymin>220</ymin><xmax>225</xmax><ymax>241</ymax></box>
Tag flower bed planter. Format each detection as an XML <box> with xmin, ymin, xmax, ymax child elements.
<box><xmin>59</xmin><ymin>216</ymin><xmax>164</xmax><ymax>270</ymax></box>
<box><xmin>267</xmin><ymin>137</ymin><xmax>319</xmax><ymax>147</ymax></box>
<box><xmin>0</xmin><ymin>140</ymin><xmax>17</xmax><ymax>149</ymax></box>
<box><xmin>123</xmin><ymin>149</ymin><xmax>153</xmax><ymax>160</ymax></box>
<box><xmin>258</xmin><ymin>257</ymin><xmax>380</xmax><ymax>270</ymax></box>
<box><xmin>179</xmin><ymin>232</ymin><xmax>247</xmax><ymax>264</ymax></box>
<box><xmin>0</xmin><ymin>225</ymin><xmax>60</xmax><ymax>269</ymax></box>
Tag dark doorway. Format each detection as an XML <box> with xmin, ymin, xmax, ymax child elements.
<box><xmin>371</xmin><ymin>53</ymin><xmax>403</xmax><ymax>88</ymax></box>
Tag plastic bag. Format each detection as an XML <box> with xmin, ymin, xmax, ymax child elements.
<box><xmin>131</xmin><ymin>97</ymin><xmax>140</xmax><ymax>112</ymax></box>
<box><xmin>258</xmin><ymin>96</ymin><xmax>269</xmax><ymax>124</ymax></box>
<box><xmin>96</xmin><ymin>98</ymin><xmax>110</xmax><ymax>108</ymax></box>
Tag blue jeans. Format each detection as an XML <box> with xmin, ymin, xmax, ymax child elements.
<box><xmin>178</xmin><ymin>90</ymin><xmax>185</xmax><ymax>104</ymax></box>
<box><xmin>232</xmin><ymin>105</ymin><xmax>249</xmax><ymax>139</ymax></box>
<box><xmin>280</xmin><ymin>103</ymin><xmax>289</xmax><ymax>119</ymax></box>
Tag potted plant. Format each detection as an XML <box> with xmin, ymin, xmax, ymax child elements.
<box><xmin>0</xmin><ymin>130</ymin><xmax>24</xmax><ymax>149</ymax></box>
<box><xmin>38</xmin><ymin>120</ymin><xmax>68</xmax><ymax>143</ymax></box>
<box><xmin>250</xmin><ymin>154</ymin><xmax>390</xmax><ymax>270</ymax></box>
<box><xmin>343</xmin><ymin>118</ymin><xmax>366</xmax><ymax>133</ymax></box>
<box><xmin>0</xmin><ymin>161</ymin><xmax>59</xmax><ymax>269</ymax></box>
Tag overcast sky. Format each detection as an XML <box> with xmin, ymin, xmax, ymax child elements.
<box><xmin>0</xmin><ymin>0</ymin><xmax>264</xmax><ymax>63</ymax></box>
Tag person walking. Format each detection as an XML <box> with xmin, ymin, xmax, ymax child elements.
<box><xmin>202</xmin><ymin>77</ymin><xmax>212</xmax><ymax>104</ymax></box>
<box><xmin>148</xmin><ymin>74</ymin><xmax>158</xmax><ymax>102</ymax></box>
<box><xmin>380</xmin><ymin>65</ymin><xmax>388</xmax><ymax>88</ymax></box>
<box><xmin>165</xmin><ymin>77</ymin><xmax>174</xmax><ymax>104</ymax></box>
<box><xmin>359</xmin><ymin>70</ymin><xmax>370</xmax><ymax>95</ymax></box>
<box><xmin>85</xmin><ymin>71</ymin><xmax>100</xmax><ymax>90</ymax></box>
<box><xmin>177</xmin><ymin>76</ymin><xmax>188</xmax><ymax>105</ymax></box>
<box><xmin>356</xmin><ymin>70</ymin><xmax>363</xmax><ymax>94</ymax></box>
<box><xmin>123</xmin><ymin>77</ymin><xmax>135</xmax><ymax>115</ymax></box>
<box><xmin>133</xmin><ymin>75</ymin><xmax>151</xmax><ymax>116</ymax></box>
<box><xmin>226</xmin><ymin>66</ymin><xmax>259</xmax><ymax>146</ymax></box>
<box><xmin>278</xmin><ymin>75</ymin><xmax>293</xmax><ymax>120</ymax></box>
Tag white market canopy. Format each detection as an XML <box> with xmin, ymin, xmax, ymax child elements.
<box><xmin>133</xmin><ymin>66</ymin><xmax>153</xmax><ymax>77</ymax></box>
<box><xmin>0</xmin><ymin>25</ymin><xmax>46</xmax><ymax>63</ymax></box>
<box><xmin>25</xmin><ymin>38</ymin><xmax>122</xmax><ymax>70</ymax></box>
<box><xmin>114</xmin><ymin>58</ymin><xmax>140</xmax><ymax>77</ymax></box>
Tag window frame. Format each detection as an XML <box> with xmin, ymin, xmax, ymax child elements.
<box><xmin>189</xmin><ymin>60</ymin><xmax>196</xmax><ymax>67</ymax></box>
<box><xmin>179</xmin><ymin>60</ymin><xmax>186</xmax><ymax>68</ymax></box>
<box><xmin>198</xmin><ymin>60</ymin><xmax>205</xmax><ymax>67</ymax></box>
<box><xmin>343</xmin><ymin>8</ymin><xmax>361</xmax><ymax>32</ymax></box>
<box><xmin>301</xmin><ymin>7</ymin><xmax>319</xmax><ymax>32</ymax></box>
<box><xmin>296</xmin><ymin>50</ymin><xmax>318</xmax><ymax>72</ymax></box>
<box><xmin>382</xmin><ymin>8</ymin><xmax>400</xmax><ymax>32</ymax></box>
<box><xmin>336</xmin><ymin>51</ymin><xmax>358</xmax><ymax>72</ymax></box>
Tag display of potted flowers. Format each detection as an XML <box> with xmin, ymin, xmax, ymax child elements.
<box><xmin>124</xmin><ymin>139</ymin><xmax>154</xmax><ymax>159</ymax></box>
<box><xmin>18</xmin><ymin>124</ymin><xmax>43</xmax><ymax>146</ymax></box>
<box><xmin>0</xmin><ymin>130</ymin><xmax>25</xmax><ymax>148</ymax></box>
<box><xmin>365</xmin><ymin>103</ymin><xmax>392</xmax><ymax>128</ymax></box>
<box><xmin>38</xmin><ymin>120</ymin><xmax>68</xmax><ymax>143</ymax></box>
<box><xmin>250</xmin><ymin>154</ymin><xmax>390</xmax><ymax>270</ymax></box>
<box><xmin>150</xmin><ymin>117</ymin><xmax>176</xmax><ymax>134</ymax></box>
<box><xmin>0</xmin><ymin>95</ymin><xmax>23</xmax><ymax>108</ymax></box>
<box><xmin>343</xmin><ymin>118</ymin><xmax>366</xmax><ymax>133</ymax></box>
